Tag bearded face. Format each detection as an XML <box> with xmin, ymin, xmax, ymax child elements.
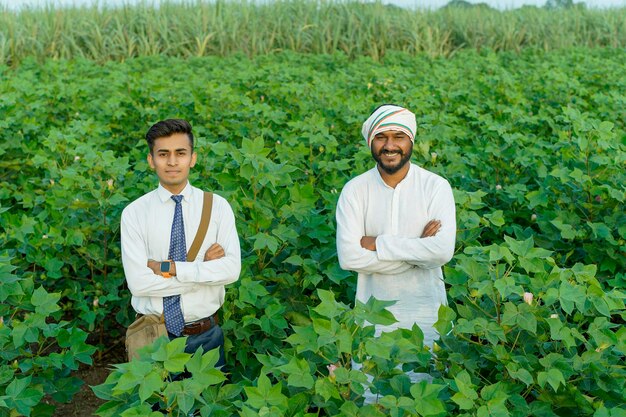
<box><xmin>370</xmin><ymin>130</ymin><xmax>413</xmax><ymax>175</ymax></box>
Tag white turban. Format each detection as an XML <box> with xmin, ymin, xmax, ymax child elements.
<box><xmin>361</xmin><ymin>105</ymin><xmax>416</xmax><ymax>147</ymax></box>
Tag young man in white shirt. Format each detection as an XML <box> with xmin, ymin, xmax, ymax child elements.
<box><xmin>336</xmin><ymin>105</ymin><xmax>456</xmax><ymax>389</ymax></box>
<box><xmin>121</xmin><ymin>119</ymin><xmax>241</xmax><ymax>366</ymax></box>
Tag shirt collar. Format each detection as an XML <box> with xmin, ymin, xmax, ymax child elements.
<box><xmin>157</xmin><ymin>182</ymin><xmax>193</xmax><ymax>203</ymax></box>
<box><xmin>373</xmin><ymin>163</ymin><xmax>414</xmax><ymax>189</ymax></box>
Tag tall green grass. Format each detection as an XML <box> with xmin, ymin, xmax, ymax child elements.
<box><xmin>0</xmin><ymin>0</ymin><xmax>625</xmax><ymax>65</ymax></box>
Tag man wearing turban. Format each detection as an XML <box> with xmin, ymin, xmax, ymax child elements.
<box><xmin>336</xmin><ymin>104</ymin><xmax>456</xmax><ymax>398</ymax></box>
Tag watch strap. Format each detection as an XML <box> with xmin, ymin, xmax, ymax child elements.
<box><xmin>161</xmin><ymin>260</ymin><xmax>172</xmax><ymax>278</ymax></box>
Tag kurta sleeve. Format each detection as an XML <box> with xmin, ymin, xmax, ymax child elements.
<box><xmin>376</xmin><ymin>179</ymin><xmax>456</xmax><ymax>269</ymax></box>
<box><xmin>121</xmin><ymin>207</ymin><xmax>196</xmax><ymax>297</ymax></box>
<box><xmin>173</xmin><ymin>197</ymin><xmax>241</xmax><ymax>286</ymax></box>
<box><xmin>336</xmin><ymin>185</ymin><xmax>414</xmax><ymax>275</ymax></box>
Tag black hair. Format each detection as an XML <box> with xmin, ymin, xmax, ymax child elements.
<box><xmin>145</xmin><ymin>119</ymin><xmax>194</xmax><ymax>153</ymax></box>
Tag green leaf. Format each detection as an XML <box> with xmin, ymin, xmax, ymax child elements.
<box><xmin>50</xmin><ymin>376</ymin><xmax>83</xmax><ymax>402</ymax></box>
<box><xmin>5</xmin><ymin>376</ymin><xmax>44</xmax><ymax>415</ymax></box>
<box><xmin>138</xmin><ymin>370</ymin><xmax>163</xmax><ymax>402</ymax></box>
<box><xmin>559</xmin><ymin>281</ymin><xmax>586</xmax><ymax>315</ymax></box>
<box><xmin>525</xmin><ymin>190</ymin><xmax>548</xmax><ymax>208</ymax></box>
<box><xmin>410</xmin><ymin>381</ymin><xmax>446</xmax><ymax>416</ymax></box>
<box><xmin>313</xmin><ymin>289</ymin><xmax>346</xmax><ymax>318</ymax></box>
<box><xmin>0</xmin><ymin>365</ymin><xmax>14</xmax><ymax>385</ymax></box>
<box><xmin>506</xmin><ymin>363</ymin><xmax>534</xmax><ymax>387</ymax></box>
<box><xmin>550</xmin><ymin>219</ymin><xmax>578</xmax><ymax>240</ymax></box>
<box><xmin>501</xmin><ymin>303</ymin><xmax>536</xmax><ymax>334</ymax></box>
<box><xmin>44</xmin><ymin>257</ymin><xmax>64</xmax><ymax>278</ymax></box>
<box><xmin>484</xmin><ymin>210</ymin><xmax>505</xmax><ymax>227</ymax></box>
<box><xmin>31</xmin><ymin>286</ymin><xmax>61</xmax><ymax>315</ymax></box>
<box><xmin>154</xmin><ymin>337</ymin><xmax>190</xmax><ymax>373</ymax></box>
<box><xmin>283</xmin><ymin>255</ymin><xmax>303</xmax><ymax>265</ymax></box>
<box><xmin>452</xmin><ymin>370</ymin><xmax>478</xmax><ymax>410</ymax></box>
<box><xmin>355</xmin><ymin>297</ymin><xmax>398</xmax><ymax>326</ymax></box>
<box><xmin>244</xmin><ymin>373</ymin><xmax>287</xmax><ymax>409</ymax></box>
<box><xmin>285</xmin><ymin>325</ymin><xmax>318</xmax><ymax>353</ymax></box>
<box><xmin>252</xmin><ymin>232</ymin><xmax>279</xmax><ymax>253</ymax></box>
<box><xmin>494</xmin><ymin>276</ymin><xmax>523</xmax><ymax>299</ymax></box>
<box><xmin>504</xmin><ymin>236</ymin><xmax>533</xmax><ymax>258</ymax></box>
<box><xmin>277</xmin><ymin>357</ymin><xmax>314</xmax><ymax>389</ymax></box>
<box><xmin>315</xmin><ymin>378</ymin><xmax>340</xmax><ymax>402</ymax></box>
<box><xmin>433</xmin><ymin>304</ymin><xmax>456</xmax><ymax>336</ymax></box>
<box><xmin>364</xmin><ymin>337</ymin><xmax>392</xmax><ymax>360</ymax></box>
<box><xmin>94</xmin><ymin>401</ymin><xmax>126</xmax><ymax>417</ymax></box>
<box><xmin>339</xmin><ymin>401</ymin><xmax>360</xmax><ymax>417</ymax></box>
<box><xmin>537</xmin><ymin>368</ymin><xmax>565</xmax><ymax>392</ymax></box>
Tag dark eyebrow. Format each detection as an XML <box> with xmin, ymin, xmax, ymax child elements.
<box><xmin>156</xmin><ymin>148</ymin><xmax>189</xmax><ymax>153</ymax></box>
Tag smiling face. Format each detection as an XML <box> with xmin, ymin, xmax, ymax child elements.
<box><xmin>147</xmin><ymin>132</ymin><xmax>197</xmax><ymax>194</ymax></box>
<box><xmin>370</xmin><ymin>130</ymin><xmax>413</xmax><ymax>175</ymax></box>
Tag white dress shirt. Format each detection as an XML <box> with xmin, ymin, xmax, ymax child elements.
<box><xmin>336</xmin><ymin>163</ymin><xmax>456</xmax><ymax>346</ymax></box>
<box><xmin>121</xmin><ymin>182</ymin><xmax>241</xmax><ymax>323</ymax></box>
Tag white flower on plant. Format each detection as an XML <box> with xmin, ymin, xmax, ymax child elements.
<box><xmin>107</xmin><ymin>179</ymin><xmax>114</xmax><ymax>189</ymax></box>
<box><xmin>523</xmin><ymin>292</ymin><xmax>533</xmax><ymax>305</ymax></box>
<box><xmin>74</xmin><ymin>156</ymin><xmax>80</xmax><ymax>161</ymax></box>
<box><xmin>42</xmin><ymin>234</ymin><xmax>48</xmax><ymax>239</ymax></box>
<box><xmin>496</xmin><ymin>184</ymin><xmax>502</xmax><ymax>190</ymax></box>
<box><xmin>550</xmin><ymin>314</ymin><xmax>558</xmax><ymax>319</ymax></box>
<box><xmin>276</xmin><ymin>140</ymin><xmax>281</xmax><ymax>145</ymax></box>
<box><xmin>431</xmin><ymin>152</ymin><xmax>438</xmax><ymax>161</ymax></box>
<box><xmin>49</xmin><ymin>179</ymin><xmax>55</xmax><ymax>185</ymax></box>
<box><xmin>93</xmin><ymin>298</ymin><xmax>99</xmax><ymax>308</ymax></box>
<box><xmin>531</xmin><ymin>214</ymin><xmax>537</xmax><ymax>221</ymax></box>
<box><xmin>327</xmin><ymin>364</ymin><xmax>339</xmax><ymax>380</ymax></box>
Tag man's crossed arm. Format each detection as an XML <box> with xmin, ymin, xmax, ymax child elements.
<box><xmin>359</xmin><ymin>220</ymin><xmax>441</xmax><ymax>251</ymax></box>
<box><xmin>147</xmin><ymin>243</ymin><xmax>225</xmax><ymax>277</ymax></box>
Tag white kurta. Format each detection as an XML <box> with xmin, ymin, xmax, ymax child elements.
<box><xmin>336</xmin><ymin>163</ymin><xmax>456</xmax><ymax>346</ymax></box>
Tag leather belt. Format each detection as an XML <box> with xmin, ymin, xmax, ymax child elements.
<box><xmin>181</xmin><ymin>313</ymin><xmax>219</xmax><ymax>336</ymax></box>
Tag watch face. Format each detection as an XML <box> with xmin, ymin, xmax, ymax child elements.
<box><xmin>160</xmin><ymin>261</ymin><xmax>171</xmax><ymax>273</ymax></box>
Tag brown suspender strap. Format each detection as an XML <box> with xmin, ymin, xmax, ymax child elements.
<box><xmin>186</xmin><ymin>192</ymin><xmax>213</xmax><ymax>261</ymax></box>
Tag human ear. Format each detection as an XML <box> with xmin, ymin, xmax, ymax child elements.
<box><xmin>147</xmin><ymin>152</ymin><xmax>155</xmax><ymax>169</ymax></box>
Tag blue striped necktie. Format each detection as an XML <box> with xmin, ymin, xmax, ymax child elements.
<box><xmin>163</xmin><ymin>195</ymin><xmax>185</xmax><ymax>336</ymax></box>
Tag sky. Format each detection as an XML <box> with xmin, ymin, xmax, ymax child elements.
<box><xmin>0</xmin><ymin>0</ymin><xmax>624</xmax><ymax>10</ymax></box>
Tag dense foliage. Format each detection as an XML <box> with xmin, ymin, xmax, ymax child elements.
<box><xmin>0</xmin><ymin>48</ymin><xmax>624</xmax><ymax>416</ymax></box>
<box><xmin>1</xmin><ymin>1</ymin><xmax>626</xmax><ymax>65</ymax></box>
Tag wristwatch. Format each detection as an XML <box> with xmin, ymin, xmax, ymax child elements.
<box><xmin>160</xmin><ymin>260</ymin><xmax>173</xmax><ymax>278</ymax></box>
